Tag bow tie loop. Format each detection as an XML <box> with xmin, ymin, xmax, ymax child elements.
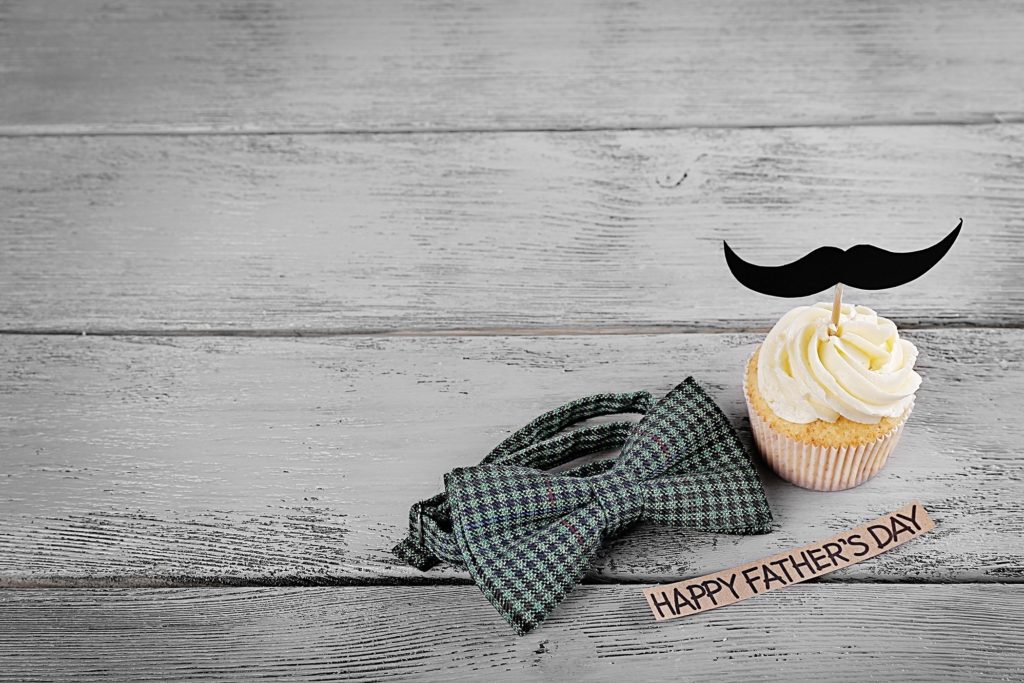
<box><xmin>588</xmin><ymin>470</ymin><xmax>645</xmax><ymax>535</ymax></box>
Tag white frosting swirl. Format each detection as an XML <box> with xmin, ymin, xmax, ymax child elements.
<box><xmin>757</xmin><ymin>303</ymin><xmax>920</xmax><ymax>424</ymax></box>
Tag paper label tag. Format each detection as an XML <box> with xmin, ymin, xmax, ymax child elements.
<box><xmin>644</xmin><ymin>501</ymin><xmax>934</xmax><ymax>622</ymax></box>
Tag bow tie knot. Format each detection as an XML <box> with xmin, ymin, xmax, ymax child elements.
<box><xmin>589</xmin><ymin>470</ymin><xmax>645</xmax><ymax>535</ymax></box>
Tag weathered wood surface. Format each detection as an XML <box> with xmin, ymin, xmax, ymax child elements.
<box><xmin>3</xmin><ymin>0</ymin><xmax>1024</xmax><ymax>133</ymax></box>
<box><xmin>2</xmin><ymin>329</ymin><xmax>1020</xmax><ymax>585</ymax></box>
<box><xmin>3</xmin><ymin>2</ymin><xmax>1020</xmax><ymax>679</ymax></box>
<box><xmin>0</xmin><ymin>585</ymin><xmax>1021</xmax><ymax>681</ymax></box>
<box><xmin>2</xmin><ymin>125</ymin><xmax>1020</xmax><ymax>333</ymax></box>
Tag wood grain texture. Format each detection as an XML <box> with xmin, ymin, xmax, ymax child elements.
<box><xmin>1</xmin><ymin>585</ymin><xmax>1022</xmax><ymax>681</ymax></box>
<box><xmin>2</xmin><ymin>125</ymin><xmax>1021</xmax><ymax>333</ymax></box>
<box><xmin>1</xmin><ymin>329</ymin><xmax>1021</xmax><ymax>585</ymax></box>
<box><xmin>2</xmin><ymin>0</ymin><xmax>1024</xmax><ymax>133</ymax></box>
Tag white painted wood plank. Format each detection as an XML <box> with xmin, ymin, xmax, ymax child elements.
<box><xmin>0</xmin><ymin>585</ymin><xmax>1021</xmax><ymax>681</ymax></box>
<box><xmin>2</xmin><ymin>1</ymin><xmax>1023</xmax><ymax>133</ymax></box>
<box><xmin>1</xmin><ymin>125</ymin><xmax>1020</xmax><ymax>332</ymax></box>
<box><xmin>1</xmin><ymin>330</ymin><xmax>1020</xmax><ymax>584</ymax></box>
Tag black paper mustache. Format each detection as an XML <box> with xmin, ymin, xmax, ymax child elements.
<box><xmin>723</xmin><ymin>220</ymin><xmax>962</xmax><ymax>297</ymax></box>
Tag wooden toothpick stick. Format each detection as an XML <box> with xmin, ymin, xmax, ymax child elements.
<box><xmin>830</xmin><ymin>283</ymin><xmax>844</xmax><ymax>333</ymax></box>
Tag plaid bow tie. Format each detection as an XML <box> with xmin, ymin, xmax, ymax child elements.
<box><xmin>393</xmin><ymin>377</ymin><xmax>773</xmax><ymax>635</ymax></box>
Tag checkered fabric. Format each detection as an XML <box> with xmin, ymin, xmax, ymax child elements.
<box><xmin>393</xmin><ymin>377</ymin><xmax>773</xmax><ymax>635</ymax></box>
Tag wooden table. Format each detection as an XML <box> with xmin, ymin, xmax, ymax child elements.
<box><xmin>2</xmin><ymin>2</ymin><xmax>1023</xmax><ymax>679</ymax></box>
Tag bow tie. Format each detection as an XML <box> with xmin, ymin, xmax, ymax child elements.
<box><xmin>393</xmin><ymin>377</ymin><xmax>773</xmax><ymax>635</ymax></box>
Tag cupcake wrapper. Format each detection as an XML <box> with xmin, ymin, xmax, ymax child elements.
<box><xmin>743</xmin><ymin>362</ymin><xmax>913</xmax><ymax>492</ymax></box>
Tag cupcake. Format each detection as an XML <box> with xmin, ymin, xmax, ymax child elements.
<box><xmin>744</xmin><ymin>302</ymin><xmax>921</xmax><ymax>491</ymax></box>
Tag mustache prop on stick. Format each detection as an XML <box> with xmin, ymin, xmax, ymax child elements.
<box><xmin>723</xmin><ymin>220</ymin><xmax>962</xmax><ymax>298</ymax></box>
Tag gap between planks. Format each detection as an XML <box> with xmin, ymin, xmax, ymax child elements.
<box><xmin>1</xmin><ymin>115</ymin><xmax>1023</xmax><ymax>139</ymax></box>
<box><xmin>0</xmin><ymin>321</ymin><xmax>1019</xmax><ymax>338</ymax></box>
<box><xmin>1</xmin><ymin>575</ymin><xmax>1013</xmax><ymax>590</ymax></box>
